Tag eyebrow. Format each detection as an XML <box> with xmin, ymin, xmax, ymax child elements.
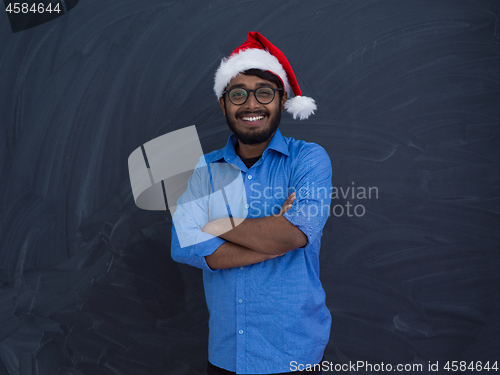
<box><xmin>227</xmin><ymin>81</ymin><xmax>275</xmax><ymax>90</ymax></box>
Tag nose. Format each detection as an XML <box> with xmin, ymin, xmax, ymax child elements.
<box><xmin>244</xmin><ymin>90</ymin><xmax>260</xmax><ymax>109</ymax></box>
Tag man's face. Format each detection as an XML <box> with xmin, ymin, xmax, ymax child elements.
<box><xmin>219</xmin><ymin>74</ymin><xmax>287</xmax><ymax>145</ymax></box>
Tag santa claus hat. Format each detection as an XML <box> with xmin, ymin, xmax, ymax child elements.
<box><xmin>214</xmin><ymin>32</ymin><xmax>316</xmax><ymax>120</ymax></box>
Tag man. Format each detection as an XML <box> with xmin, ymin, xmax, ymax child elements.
<box><xmin>171</xmin><ymin>32</ymin><xmax>331</xmax><ymax>375</ymax></box>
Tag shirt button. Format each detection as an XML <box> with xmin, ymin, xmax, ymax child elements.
<box><xmin>239</xmin><ymin>266</ymin><xmax>244</xmax><ymax>270</ymax></box>
<box><xmin>247</xmin><ymin>175</ymin><xmax>253</xmax><ymax>180</ymax></box>
<box><xmin>238</xmin><ymin>299</ymin><xmax>243</xmax><ymax>304</ymax></box>
<box><xmin>245</xmin><ymin>204</ymin><xmax>249</xmax><ymax>209</ymax></box>
<box><xmin>239</xmin><ymin>330</ymin><xmax>244</xmax><ymax>335</ymax></box>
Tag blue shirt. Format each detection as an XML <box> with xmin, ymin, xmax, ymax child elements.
<box><xmin>171</xmin><ymin>128</ymin><xmax>332</xmax><ymax>374</ymax></box>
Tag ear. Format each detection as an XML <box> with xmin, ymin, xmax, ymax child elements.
<box><xmin>280</xmin><ymin>91</ymin><xmax>288</xmax><ymax>111</ymax></box>
<box><xmin>219</xmin><ymin>97</ymin><xmax>226</xmax><ymax>116</ymax></box>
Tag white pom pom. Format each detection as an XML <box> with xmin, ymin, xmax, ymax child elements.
<box><xmin>284</xmin><ymin>96</ymin><xmax>317</xmax><ymax>120</ymax></box>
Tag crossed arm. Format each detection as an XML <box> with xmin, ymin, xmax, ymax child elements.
<box><xmin>202</xmin><ymin>192</ymin><xmax>308</xmax><ymax>269</ymax></box>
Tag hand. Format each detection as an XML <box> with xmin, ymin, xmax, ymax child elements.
<box><xmin>279</xmin><ymin>192</ymin><xmax>296</xmax><ymax>215</ymax></box>
<box><xmin>266</xmin><ymin>192</ymin><xmax>296</xmax><ymax>258</ymax></box>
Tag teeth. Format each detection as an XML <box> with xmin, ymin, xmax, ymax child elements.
<box><xmin>242</xmin><ymin>116</ymin><xmax>264</xmax><ymax>122</ymax></box>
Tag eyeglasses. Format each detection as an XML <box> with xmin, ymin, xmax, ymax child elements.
<box><xmin>222</xmin><ymin>87</ymin><xmax>282</xmax><ymax>105</ymax></box>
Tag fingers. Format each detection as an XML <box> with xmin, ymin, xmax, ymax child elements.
<box><xmin>280</xmin><ymin>192</ymin><xmax>296</xmax><ymax>215</ymax></box>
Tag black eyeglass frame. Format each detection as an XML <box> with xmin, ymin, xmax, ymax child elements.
<box><xmin>222</xmin><ymin>87</ymin><xmax>283</xmax><ymax>105</ymax></box>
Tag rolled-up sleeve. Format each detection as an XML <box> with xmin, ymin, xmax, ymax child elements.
<box><xmin>170</xmin><ymin>159</ymin><xmax>225</xmax><ymax>272</ymax></box>
<box><xmin>282</xmin><ymin>144</ymin><xmax>332</xmax><ymax>248</ymax></box>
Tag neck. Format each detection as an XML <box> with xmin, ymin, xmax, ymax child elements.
<box><xmin>235</xmin><ymin>132</ymin><xmax>275</xmax><ymax>159</ymax></box>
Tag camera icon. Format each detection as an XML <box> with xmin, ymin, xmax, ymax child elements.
<box><xmin>128</xmin><ymin>126</ymin><xmax>248</xmax><ymax>248</ymax></box>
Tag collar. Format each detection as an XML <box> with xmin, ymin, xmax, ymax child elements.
<box><xmin>205</xmin><ymin>128</ymin><xmax>290</xmax><ymax>165</ymax></box>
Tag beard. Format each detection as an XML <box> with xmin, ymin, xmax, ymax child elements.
<box><xmin>224</xmin><ymin>102</ymin><xmax>281</xmax><ymax>145</ymax></box>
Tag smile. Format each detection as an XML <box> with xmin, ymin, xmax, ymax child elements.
<box><xmin>241</xmin><ymin>116</ymin><xmax>264</xmax><ymax>122</ymax></box>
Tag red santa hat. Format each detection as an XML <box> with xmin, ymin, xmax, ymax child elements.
<box><xmin>214</xmin><ymin>32</ymin><xmax>317</xmax><ymax>120</ymax></box>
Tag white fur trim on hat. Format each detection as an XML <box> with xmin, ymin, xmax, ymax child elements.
<box><xmin>214</xmin><ymin>48</ymin><xmax>290</xmax><ymax>98</ymax></box>
<box><xmin>284</xmin><ymin>96</ymin><xmax>317</xmax><ymax>120</ymax></box>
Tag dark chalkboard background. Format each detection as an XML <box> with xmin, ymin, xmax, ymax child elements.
<box><xmin>1</xmin><ymin>1</ymin><xmax>499</xmax><ymax>374</ymax></box>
